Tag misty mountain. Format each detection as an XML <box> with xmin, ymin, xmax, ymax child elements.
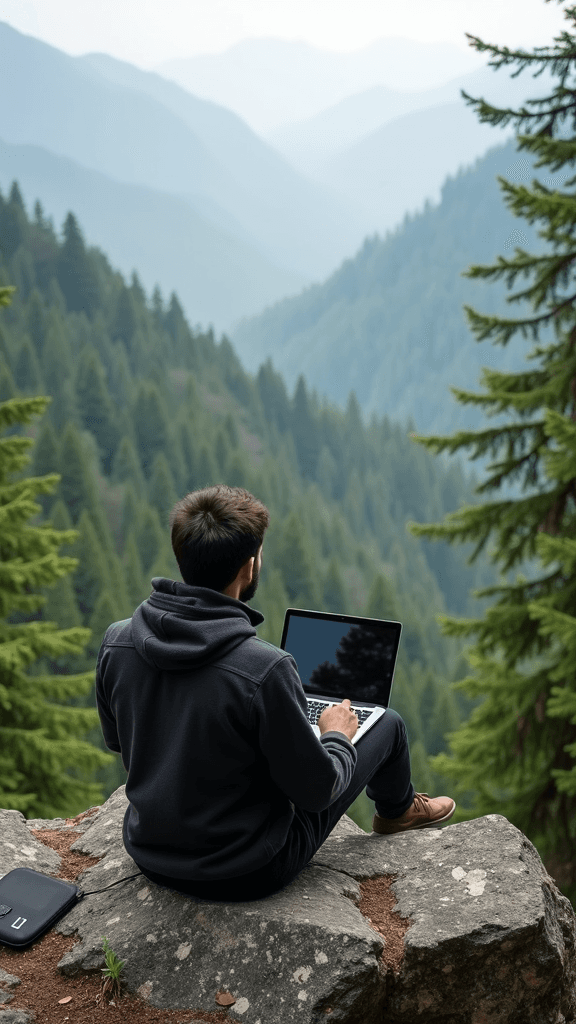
<box><xmin>317</xmin><ymin>100</ymin><xmax>514</xmax><ymax>234</ymax></box>
<box><xmin>0</xmin><ymin>138</ymin><xmax>304</xmax><ymax>327</ymax></box>
<box><xmin>158</xmin><ymin>36</ymin><xmax>486</xmax><ymax>133</ymax></box>
<box><xmin>264</xmin><ymin>60</ymin><xmax>557</xmax><ymax>179</ymax></box>
<box><xmin>231</xmin><ymin>134</ymin><xmax>568</xmax><ymax>435</ymax></box>
<box><xmin>0</xmin><ymin>22</ymin><xmax>367</xmax><ymax>284</ymax></box>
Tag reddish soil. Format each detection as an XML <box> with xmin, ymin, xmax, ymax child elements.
<box><xmin>358</xmin><ymin>875</ymin><xmax>411</xmax><ymax>973</ymax></box>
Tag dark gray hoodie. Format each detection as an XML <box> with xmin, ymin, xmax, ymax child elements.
<box><xmin>95</xmin><ymin>578</ymin><xmax>357</xmax><ymax>881</ymax></box>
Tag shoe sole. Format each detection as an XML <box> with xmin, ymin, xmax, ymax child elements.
<box><xmin>372</xmin><ymin>802</ymin><xmax>457</xmax><ymax>836</ymax></box>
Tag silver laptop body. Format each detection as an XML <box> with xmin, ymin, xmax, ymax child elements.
<box><xmin>280</xmin><ymin>608</ymin><xmax>402</xmax><ymax>745</ymax></box>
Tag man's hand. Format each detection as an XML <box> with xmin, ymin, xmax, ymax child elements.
<box><xmin>317</xmin><ymin>699</ymin><xmax>358</xmax><ymax>742</ymax></box>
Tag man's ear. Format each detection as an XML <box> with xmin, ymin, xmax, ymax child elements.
<box><xmin>236</xmin><ymin>555</ymin><xmax>255</xmax><ymax>590</ymax></box>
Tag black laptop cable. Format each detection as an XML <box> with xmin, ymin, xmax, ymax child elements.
<box><xmin>80</xmin><ymin>871</ymin><xmax>143</xmax><ymax>896</ymax></box>
<box><xmin>0</xmin><ymin>868</ymin><xmax>145</xmax><ymax>949</ymax></box>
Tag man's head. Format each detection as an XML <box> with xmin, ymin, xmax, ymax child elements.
<box><xmin>169</xmin><ymin>485</ymin><xmax>269</xmax><ymax>598</ymax></box>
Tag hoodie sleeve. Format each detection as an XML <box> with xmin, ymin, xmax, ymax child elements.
<box><xmin>95</xmin><ymin>639</ymin><xmax>121</xmax><ymax>754</ymax></box>
<box><xmin>250</xmin><ymin>653</ymin><xmax>357</xmax><ymax>813</ymax></box>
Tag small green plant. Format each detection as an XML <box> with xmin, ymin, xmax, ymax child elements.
<box><xmin>100</xmin><ymin>936</ymin><xmax>125</xmax><ymax>1003</ymax></box>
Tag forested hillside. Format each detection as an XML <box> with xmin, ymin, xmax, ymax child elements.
<box><xmin>232</xmin><ymin>131</ymin><xmax>571</xmax><ymax>434</ymax></box>
<box><xmin>0</xmin><ymin>138</ymin><xmax>305</xmax><ymax>329</ymax></box>
<box><xmin>0</xmin><ymin>181</ymin><xmax>487</xmax><ymax>823</ymax></box>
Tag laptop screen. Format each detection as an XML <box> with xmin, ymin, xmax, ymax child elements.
<box><xmin>280</xmin><ymin>608</ymin><xmax>402</xmax><ymax>706</ymax></box>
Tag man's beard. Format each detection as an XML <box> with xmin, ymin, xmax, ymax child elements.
<box><xmin>240</xmin><ymin>563</ymin><xmax>260</xmax><ymax>603</ymax></box>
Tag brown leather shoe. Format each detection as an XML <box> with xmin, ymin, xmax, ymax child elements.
<box><xmin>372</xmin><ymin>792</ymin><xmax>456</xmax><ymax>835</ymax></box>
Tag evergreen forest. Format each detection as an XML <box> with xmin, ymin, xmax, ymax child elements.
<box><xmin>0</xmin><ymin>181</ymin><xmax>486</xmax><ymax>830</ymax></box>
<box><xmin>232</xmin><ymin>130</ymin><xmax>571</xmax><ymax>435</ymax></box>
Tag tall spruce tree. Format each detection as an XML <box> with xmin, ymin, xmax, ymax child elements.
<box><xmin>410</xmin><ymin>1</ymin><xmax>576</xmax><ymax>895</ymax></box>
<box><xmin>0</xmin><ymin>385</ymin><xmax>112</xmax><ymax>816</ymax></box>
<box><xmin>57</xmin><ymin>212</ymin><xmax>99</xmax><ymax>317</ymax></box>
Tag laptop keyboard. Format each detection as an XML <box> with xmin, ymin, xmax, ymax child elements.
<box><xmin>306</xmin><ymin>699</ymin><xmax>374</xmax><ymax>729</ymax></box>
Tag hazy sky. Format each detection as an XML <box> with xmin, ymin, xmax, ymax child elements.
<box><xmin>1</xmin><ymin>0</ymin><xmax>571</xmax><ymax>67</ymax></box>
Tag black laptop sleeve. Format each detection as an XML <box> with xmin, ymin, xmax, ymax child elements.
<box><xmin>0</xmin><ymin>868</ymin><xmax>83</xmax><ymax>949</ymax></box>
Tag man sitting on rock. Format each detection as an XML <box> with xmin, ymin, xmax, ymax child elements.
<box><xmin>96</xmin><ymin>484</ymin><xmax>455</xmax><ymax>903</ymax></box>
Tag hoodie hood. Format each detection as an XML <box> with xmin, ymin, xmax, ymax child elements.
<box><xmin>132</xmin><ymin>577</ymin><xmax>264</xmax><ymax>671</ymax></box>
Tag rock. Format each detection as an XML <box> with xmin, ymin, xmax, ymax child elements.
<box><xmin>0</xmin><ymin>1011</ymin><xmax>35</xmax><ymax>1023</ymax></box>
<box><xmin>314</xmin><ymin>815</ymin><xmax>576</xmax><ymax>1023</ymax></box>
<box><xmin>0</xmin><ymin>970</ymin><xmax>20</xmax><ymax>989</ymax></box>
<box><xmin>0</xmin><ymin>786</ymin><xmax>574</xmax><ymax>1023</ymax></box>
<box><xmin>0</xmin><ymin>968</ymin><xmax>21</xmax><ymax>1006</ymax></box>
<box><xmin>0</xmin><ymin>811</ymin><xmax>60</xmax><ymax>877</ymax></box>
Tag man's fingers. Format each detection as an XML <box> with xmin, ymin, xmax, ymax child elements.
<box><xmin>341</xmin><ymin>699</ymin><xmax>357</xmax><ymax>718</ymax></box>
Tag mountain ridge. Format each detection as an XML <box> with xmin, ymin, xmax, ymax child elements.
<box><xmin>0</xmin><ymin>21</ymin><xmax>367</xmax><ymax>282</ymax></box>
<box><xmin>263</xmin><ymin>58</ymin><xmax>557</xmax><ymax>177</ymax></box>
<box><xmin>158</xmin><ymin>35</ymin><xmax>486</xmax><ymax>132</ymax></box>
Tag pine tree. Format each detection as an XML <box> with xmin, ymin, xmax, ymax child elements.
<box><xmin>257</xmin><ymin>359</ymin><xmax>291</xmax><ymax>434</ymax></box>
<box><xmin>177</xmin><ymin>420</ymin><xmax>197</xmax><ymax>491</ymax></box>
<box><xmin>11</xmin><ymin>247</ymin><xmax>35</xmax><ymax>303</ymax></box>
<box><xmin>112</xmin><ymin>436</ymin><xmax>145</xmax><ymax>496</ymax></box>
<box><xmin>317</xmin><ymin>444</ymin><xmax>338</xmax><ymax>496</ymax></box>
<box><xmin>111</xmin><ymin>283</ymin><xmax>138</xmax><ymax>347</ymax></box>
<box><xmin>74</xmin><ymin>344</ymin><xmax>119</xmax><ymax>472</ymax></box>
<box><xmin>0</xmin><ymin>182</ymin><xmax>27</xmax><ymax>261</ymax></box>
<box><xmin>150</xmin><ymin>284</ymin><xmax>165</xmax><ymax>335</ymax></box>
<box><xmin>42</xmin><ymin>574</ymin><xmax>82</xmax><ymax>632</ymax></box>
<box><xmin>59</xmin><ymin>423</ymin><xmax>99</xmax><ymax>523</ymax></box>
<box><xmin>122</xmin><ymin>528</ymin><xmax>147</xmax><ymax>609</ymax></box>
<box><xmin>119</xmin><ymin>483</ymin><xmax>140</xmax><ymax>552</ymax></box>
<box><xmin>165</xmin><ymin>291</ymin><xmax>190</xmax><ymax>360</ymax></box>
<box><xmin>137</xmin><ymin>505</ymin><xmax>165</xmax><ymax>575</ymax></box>
<box><xmin>47</xmin><ymin>277</ymin><xmax>66</xmax><ymax>316</ymax></box>
<box><xmin>409</xmin><ymin>9</ymin><xmax>576</xmax><ymax>894</ymax></box>
<box><xmin>69</xmin><ymin>509</ymin><xmax>107</xmax><ymax>621</ymax></box>
<box><xmin>0</xmin><ymin>361</ymin><xmax>16</xmax><ymax>402</ymax></box>
<box><xmin>291</xmin><ymin>376</ymin><xmax>319</xmax><ymax>479</ymax></box>
<box><xmin>57</xmin><ymin>213</ymin><xmax>99</xmax><ymax>316</ymax></box>
<box><xmin>132</xmin><ymin>382</ymin><xmax>169</xmax><ymax>475</ymax></box>
<box><xmin>33</xmin><ymin>420</ymin><xmax>60</xmax><ymax>478</ymax></box>
<box><xmin>130</xmin><ymin>271</ymin><xmax>146</xmax><ymax>307</ymax></box>
<box><xmin>41</xmin><ymin>308</ymin><xmax>72</xmax><ymax>395</ymax></box>
<box><xmin>364</xmin><ymin>573</ymin><xmax>399</xmax><ymax>622</ymax></box>
<box><xmin>0</xmin><ymin>393</ymin><xmax>112</xmax><ymax>816</ymax></box>
<box><xmin>32</xmin><ymin>420</ymin><xmax>59</xmax><ymax>516</ymax></box>
<box><xmin>224</xmin><ymin>412</ymin><xmax>239</xmax><ymax>450</ymax></box>
<box><xmin>14</xmin><ymin>336</ymin><xmax>43</xmax><ymax>395</ymax></box>
<box><xmin>106</xmin><ymin>337</ymin><xmax>132</xmax><ymax>410</ymax></box>
<box><xmin>276</xmin><ymin>511</ymin><xmax>320</xmax><ymax>607</ymax></box>
<box><xmin>148</xmin><ymin>452</ymin><xmax>178</xmax><ymax>523</ymax></box>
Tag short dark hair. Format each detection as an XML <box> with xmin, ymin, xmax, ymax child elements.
<box><xmin>169</xmin><ymin>485</ymin><xmax>270</xmax><ymax>591</ymax></box>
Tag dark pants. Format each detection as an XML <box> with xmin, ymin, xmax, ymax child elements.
<box><xmin>136</xmin><ymin>709</ymin><xmax>414</xmax><ymax>903</ymax></box>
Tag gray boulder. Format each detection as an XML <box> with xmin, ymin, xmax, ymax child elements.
<box><xmin>0</xmin><ymin>786</ymin><xmax>574</xmax><ymax>1023</ymax></box>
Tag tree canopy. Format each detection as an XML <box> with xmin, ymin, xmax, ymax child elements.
<box><xmin>0</xmin><ymin>389</ymin><xmax>112</xmax><ymax>817</ymax></box>
<box><xmin>411</xmin><ymin>0</ymin><xmax>576</xmax><ymax>899</ymax></box>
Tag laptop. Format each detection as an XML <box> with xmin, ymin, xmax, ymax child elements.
<box><xmin>280</xmin><ymin>608</ymin><xmax>402</xmax><ymax>745</ymax></box>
